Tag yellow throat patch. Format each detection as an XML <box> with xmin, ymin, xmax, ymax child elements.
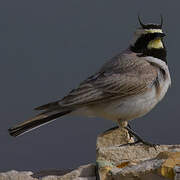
<box><xmin>147</xmin><ymin>38</ymin><xmax>164</xmax><ymax>49</ymax></box>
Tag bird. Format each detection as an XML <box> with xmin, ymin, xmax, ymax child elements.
<box><xmin>8</xmin><ymin>16</ymin><xmax>171</xmax><ymax>147</ymax></box>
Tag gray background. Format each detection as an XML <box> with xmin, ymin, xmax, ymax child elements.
<box><xmin>0</xmin><ymin>0</ymin><xmax>179</xmax><ymax>172</ymax></box>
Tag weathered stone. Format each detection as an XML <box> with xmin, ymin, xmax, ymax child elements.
<box><xmin>96</xmin><ymin>127</ymin><xmax>133</xmax><ymax>149</ymax></box>
<box><xmin>0</xmin><ymin>164</ymin><xmax>96</xmax><ymax>180</ymax></box>
<box><xmin>110</xmin><ymin>158</ymin><xmax>167</xmax><ymax>180</ymax></box>
<box><xmin>97</xmin><ymin>153</ymin><xmax>180</xmax><ymax>180</ymax></box>
<box><xmin>57</xmin><ymin>164</ymin><xmax>96</xmax><ymax>180</ymax></box>
<box><xmin>96</xmin><ymin>160</ymin><xmax>114</xmax><ymax>180</ymax></box>
<box><xmin>0</xmin><ymin>170</ymin><xmax>34</xmax><ymax>180</ymax></box>
<box><xmin>96</xmin><ymin>128</ymin><xmax>180</xmax><ymax>180</ymax></box>
<box><xmin>32</xmin><ymin>169</ymin><xmax>73</xmax><ymax>178</ymax></box>
<box><xmin>174</xmin><ymin>166</ymin><xmax>180</xmax><ymax>180</ymax></box>
<box><xmin>97</xmin><ymin>144</ymin><xmax>180</xmax><ymax>165</ymax></box>
<box><xmin>158</xmin><ymin>152</ymin><xmax>180</xmax><ymax>180</ymax></box>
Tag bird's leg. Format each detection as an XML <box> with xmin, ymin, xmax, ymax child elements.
<box><xmin>117</xmin><ymin>119</ymin><xmax>158</xmax><ymax>148</ymax></box>
<box><xmin>127</xmin><ymin>123</ymin><xmax>132</xmax><ymax>130</ymax></box>
<box><xmin>103</xmin><ymin>122</ymin><xmax>132</xmax><ymax>134</ymax></box>
<box><xmin>123</xmin><ymin>126</ymin><xmax>158</xmax><ymax>148</ymax></box>
<box><xmin>126</xmin><ymin>123</ymin><xmax>134</xmax><ymax>139</ymax></box>
<box><xmin>118</xmin><ymin>120</ymin><xmax>134</xmax><ymax>140</ymax></box>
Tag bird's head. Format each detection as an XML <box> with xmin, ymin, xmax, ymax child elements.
<box><xmin>130</xmin><ymin>15</ymin><xmax>167</xmax><ymax>63</ymax></box>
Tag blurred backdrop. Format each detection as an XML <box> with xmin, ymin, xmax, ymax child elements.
<box><xmin>0</xmin><ymin>0</ymin><xmax>179</xmax><ymax>171</ymax></box>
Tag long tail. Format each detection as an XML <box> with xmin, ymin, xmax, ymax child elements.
<box><xmin>8</xmin><ymin>108</ymin><xmax>72</xmax><ymax>137</ymax></box>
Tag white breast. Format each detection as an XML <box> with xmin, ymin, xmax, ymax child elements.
<box><xmin>145</xmin><ymin>56</ymin><xmax>171</xmax><ymax>102</ymax></box>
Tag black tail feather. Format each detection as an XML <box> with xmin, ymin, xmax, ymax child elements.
<box><xmin>8</xmin><ymin>110</ymin><xmax>71</xmax><ymax>137</ymax></box>
<box><xmin>34</xmin><ymin>101</ymin><xmax>59</xmax><ymax>111</ymax></box>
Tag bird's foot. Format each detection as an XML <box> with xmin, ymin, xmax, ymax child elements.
<box><xmin>120</xmin><ymin>140</ymin><xmax>159</xmax><ymax>149</ymax></box>
<box><xmin>123</xmin><ymin>126</ymin><xmax>159</xmax><ymax>150</ymax></box>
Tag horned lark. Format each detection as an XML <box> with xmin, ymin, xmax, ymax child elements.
<box><xmin>9</xmin><ymin>16</ymin><xmax>171</xmax><ymax>146</ymax></box>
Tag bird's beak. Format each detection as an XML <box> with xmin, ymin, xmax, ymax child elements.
<box><xmin>158</xmin><ymin>33</ymin><xmax>166</xmax><ymax>38</ymax></box>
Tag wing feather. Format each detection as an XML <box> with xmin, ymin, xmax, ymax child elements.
<box><xmin>60</xmin><ymin>57</ymin><xmax>158</xmax><ymax>107</ymax></box>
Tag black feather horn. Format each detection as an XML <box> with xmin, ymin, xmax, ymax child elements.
<box><xmin>138</xmin><ymin>15</ymin><xmax>146</xmax><ymax>28</ymax></box>
<box><xmin>138</xmin><ymin>14</ymin><xmax>164</xmax><ymax>29</ymax></box>
<box><xmin>160</xmin><ymin>14</ymin><xmax>163</xmax><ymax>28</ymax></box>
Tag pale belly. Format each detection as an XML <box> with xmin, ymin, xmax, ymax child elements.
<box><xmin>89</xmin><ymin>87</ymin><xmax>159</xmax><ymax>121</ymax></box>
<box><xmin>73</xmin><ymin>85</ymin><xmax>168</xmax><ymax>122</ymax></box>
